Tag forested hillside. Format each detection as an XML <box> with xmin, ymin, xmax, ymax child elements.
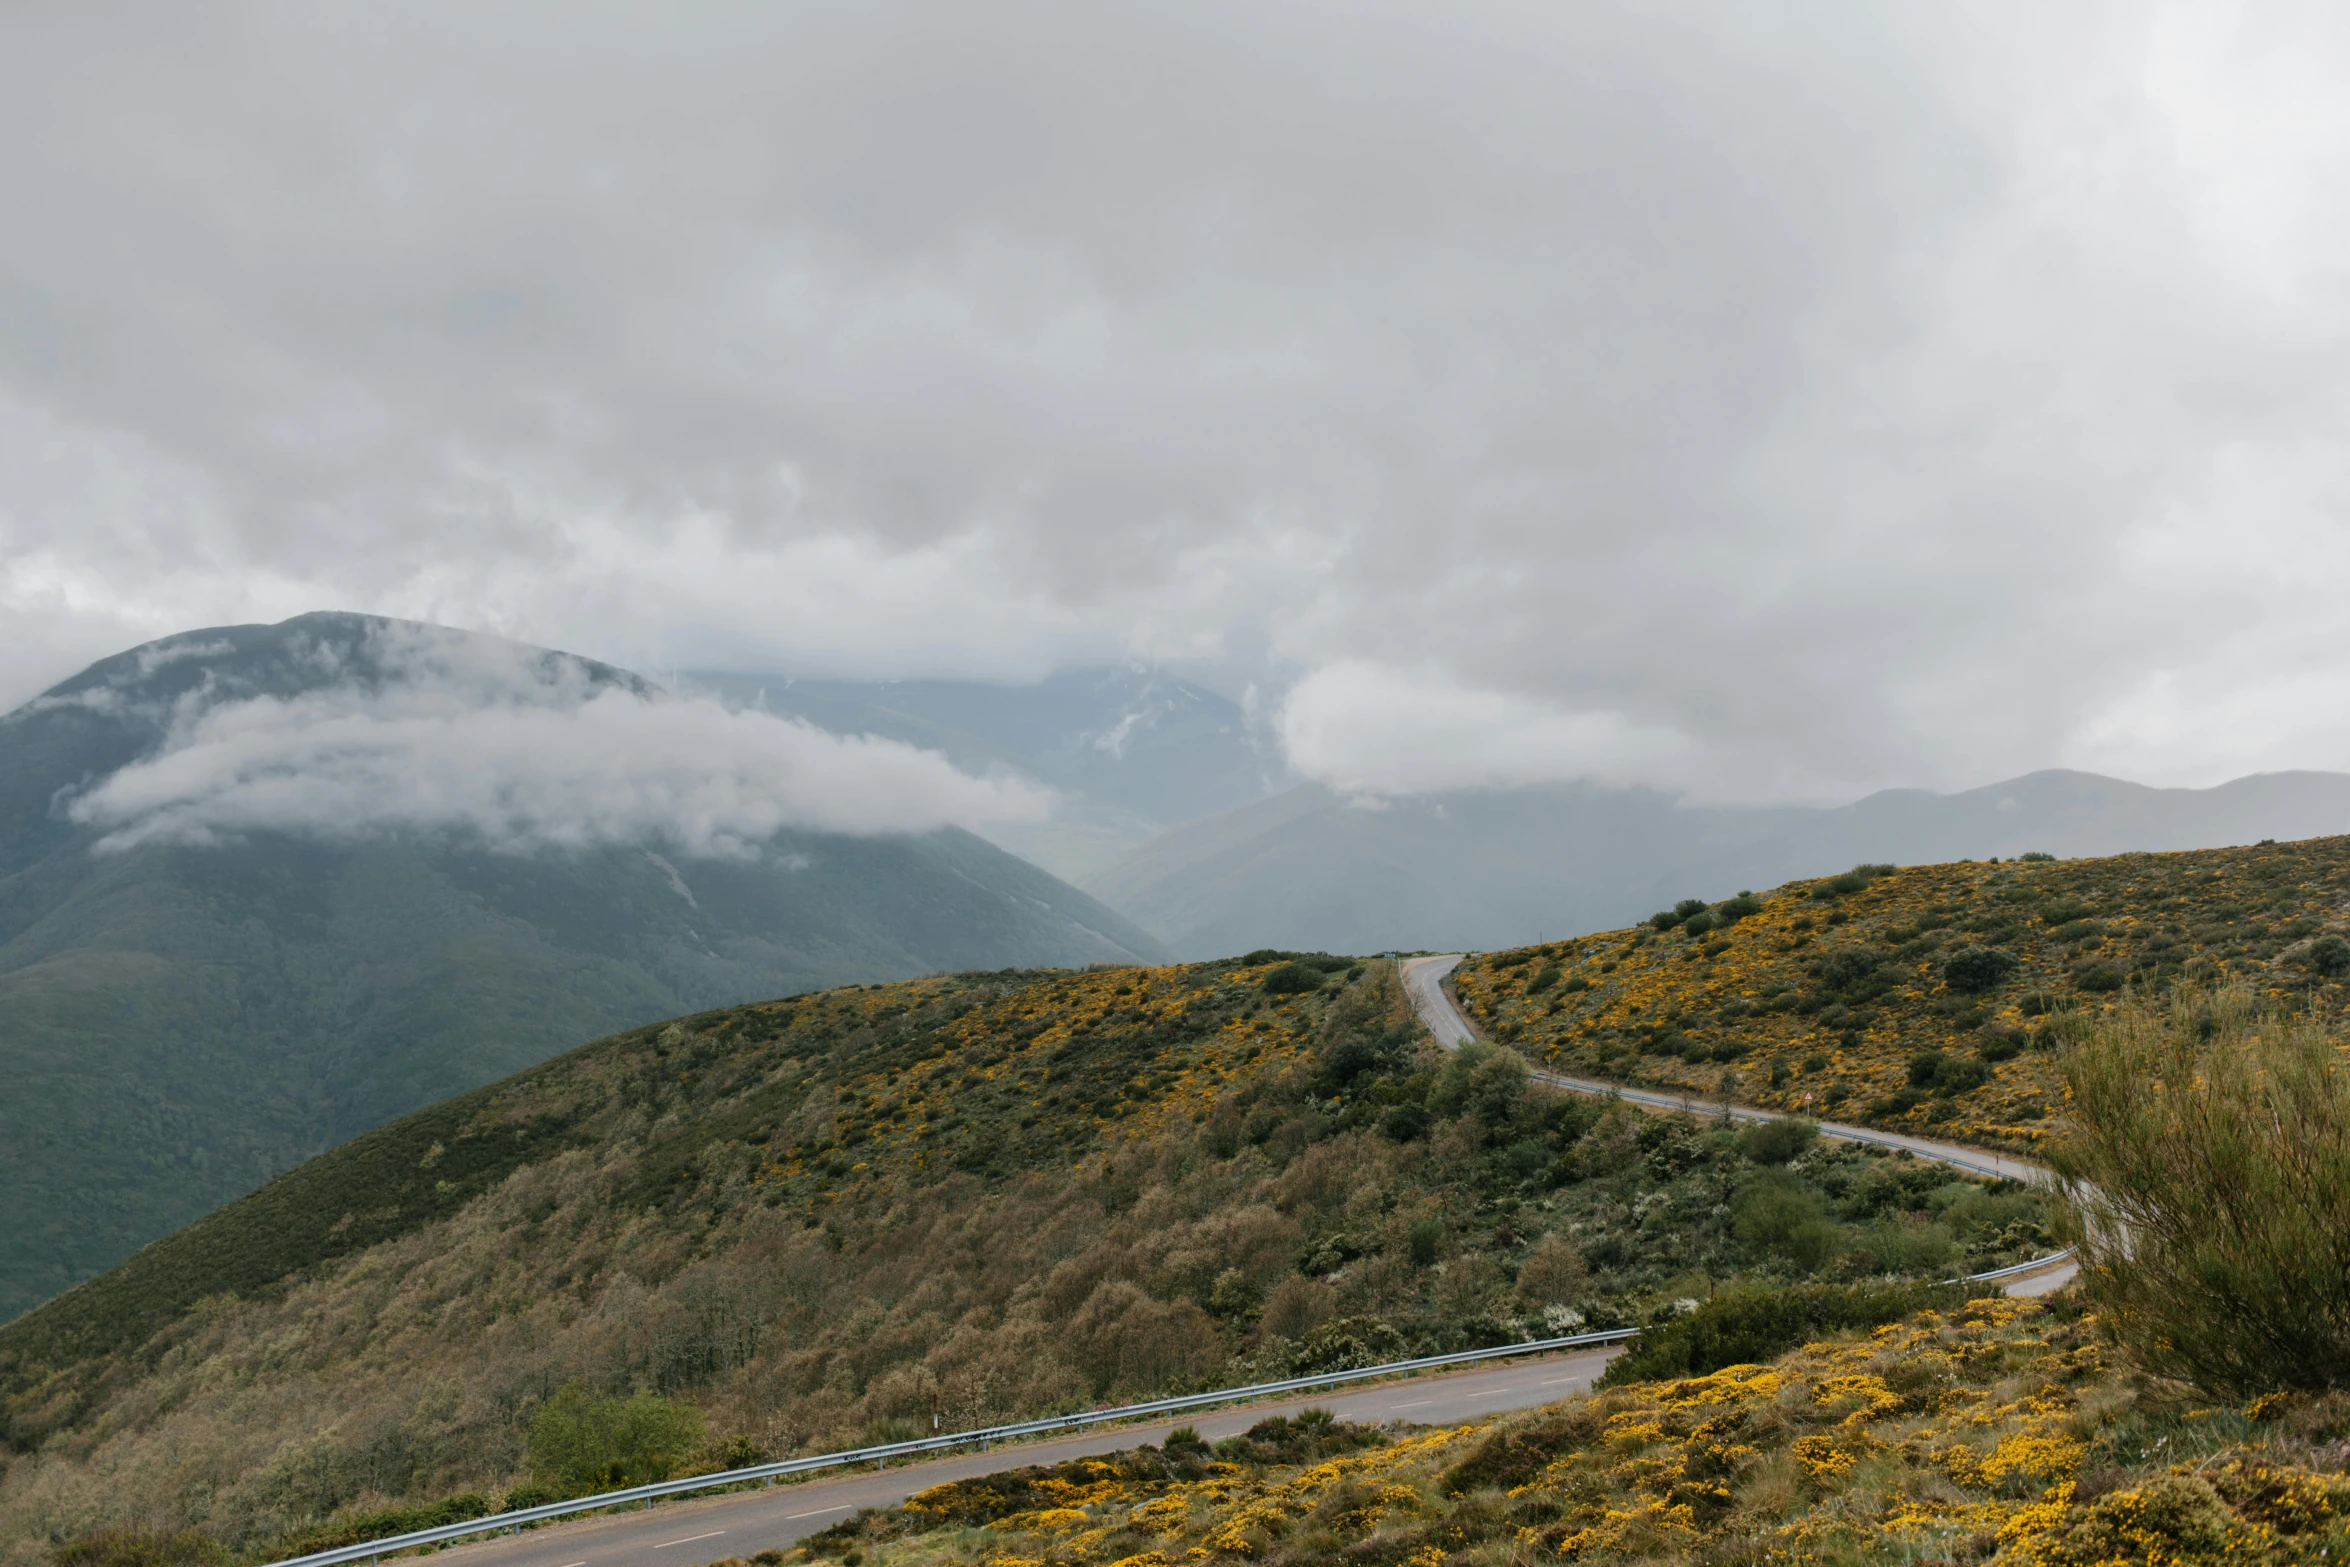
<box><xmin>0</xmin><ymin>613</ymin><xmax>1162</xmax><ymax>1320</ymax></box>
<box><xmin>0</xmin><ymin>958</ymin><xmax>2043</xmax><ymax>1563</ymax></box>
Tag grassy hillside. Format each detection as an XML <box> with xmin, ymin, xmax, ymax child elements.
<box><xmin>0</xmin><ymin>614</ymin><xmax>1165</xmax><ymax>1321</ymax></box>
<box><xmin>785</xmin><ymin>1292</ymin><xmax>2350</xmax><ymax>1566</ymax></box>
<box><xmin>1451</xmin><ymin>836</ymin><xmax>2350</xmax><ymax>1149</ymax></box>
<box><xmin>0</xmin><ymin>958</ymin><xmax>2044</xmax><ymax>1564</ymax></box>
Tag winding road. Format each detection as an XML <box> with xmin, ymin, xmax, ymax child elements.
<box><xmin>1400</xmin><ymin>954</ymin><xmax>2076</xmax><ymax>1296</ymax></box>
<box><xmin>366</xmin><ymin>957</ymin><xmax>2072</xmax><ymax>1567</ymax></box>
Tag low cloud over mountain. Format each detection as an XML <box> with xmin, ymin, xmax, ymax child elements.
<box><xmin>56</xmin><ymin>619</ymin><xmax>1049</xmax><ymax>857</ymax></box>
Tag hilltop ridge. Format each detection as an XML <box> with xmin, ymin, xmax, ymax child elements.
<box><xmin>1089</xmin><ymin>770</ymin><xmax>2350</xmax><ymax>957</ymax></box>
<box><xmin>1452</xmin><ymin>834</ymin><xmax>2350</xmax><ymax>1147</ymax></box>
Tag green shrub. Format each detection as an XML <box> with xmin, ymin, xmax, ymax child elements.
<box><xmin>1674</xmin><ymin>899</ymin><xmax>1709</xmax><ymax>921</ymax></box>
<box><xmin>2020</xmin><ymin>851</ymin><xmax>2057</xmax><ymax>863</ymax></box>
<box><xmin>1716</xmin><ymin>892</ymin><xmax>1763</xmax><ymax>923</ymax></box>
<box><xmin>1739</xmin><ymin>1118</ymin><xmax>1818</xmax><ymax>1165</ymax></box>
<box><xmin>1733</xmin><ymin>1171</ymin><xmax>1840</xmax><ymax>1270</ymax></box>
<box><xmin>1440</xmin><ymin>1406</ymin><xmax>1603</xmax><ymax>1494</ymax></box>
<box><xmin>2305</xmin><ymin>936</ymin><xmax>2350</xmax><ymax>979</ymax></box>
<box><xmin>1943</xmin><ymin>946</ymin><xmax>2020</xmax><ymax>994</ymax></box>
<box><xmin>1381</xmin><ymin>1104</ymin><xmax>1431</xmax><ymax>1142</ymax></box>
<box><xmin>1905</xmin><ymin>1050</ymin><xmax>1990</xmax><ymax>1095</ymax></box>
<box><xmin>1526</xmin><ymin>965</ymin><xmax>1560</xmax><ymax>994</ymax></box>
<box><xmin>1815</xmin><ymin>949</ymin><xmax>1891</xmax><ymax>1002</ymax></box>
<box><xmin>1680</xmin><ymin>912</ymin><xmax>1716</xmax><ymax>937</ymax></box>
<box><xmin>1598</xmin><ymin>1281</ymin><xmax>1956</xmax><ymax>1387</ymax></box>
<box><xmin>1214</xmin><ymin>1408</ymin><xmax>1382</xmax><ymax>1464</ymax></box>
<box><xmin>527</xmin><ymin>1385</ymin><xmax>707</xmax><ymax>1495</ymax></box>
<box><xmin>1407</xmin><ymin>1217</ymin><xmax>1444</xmax><ymax>1267</ymax></box>
<box><xmin>2054</xmin><ymin>985</ymin><xmax>2350</xmax><ymax>1394</ymax></box>
<box><xmin>1316</xmin><ymin>1024</ymin><xmax>1412</xmax><ymax>1095</ymax></box>
<box><xmin>1262</xmin><ymin>962</ymin><xmax>1325</xmax><ymax>996</ymax></box>
<box><xmin>1290</xmin><ymin>1318</ymin><xmax>1407</xmax><ymax>1374</ymax></box>
<box><xmin>2074</xmin><ymin>962</ymin><xmax>2127</xmax><ymax>993</ymax></box>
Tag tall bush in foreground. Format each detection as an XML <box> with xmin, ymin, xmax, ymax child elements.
<box><xmin>2053</xmin><ymin>984</ymin><xmax>2350</xmax><ymax>1394</ymax></box>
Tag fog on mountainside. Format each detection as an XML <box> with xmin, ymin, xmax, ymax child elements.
<box><xmin>0</xmin><ymin>614</ymin><xmax>1161</xmax><ymax>1323</ymax></box>
<box><xmin>682</xmin><ymin>667</ymin><xmax>1292</xmax><ymax>882</ymax></box>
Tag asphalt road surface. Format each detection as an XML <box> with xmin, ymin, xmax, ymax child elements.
<box><xmin>426</xmin><ymin>1347</ymin><xmax>1621</xmax><ymax>1567</ymax></box>
<box><xmin>1399</xmin><ymin>955</ymin><xmax>2079</xmax><ymax>1294</ymax></box>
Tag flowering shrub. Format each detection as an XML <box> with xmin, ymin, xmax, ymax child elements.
<box><xmin>787</xmin><ymin>1295</ymin><xmax>2350</xmax><ymax>1566</ymax></box>
<box><xmin>1452</xmin><ymin>837</ymin><xmax>2350</xmax><ymax>1147</ymax></box>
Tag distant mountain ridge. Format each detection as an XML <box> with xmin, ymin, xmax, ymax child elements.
<box><xmin>0</xmin><ymin>613</ymin><xmax>1163</xmax><ymax>1322</ymax></box>
<box><xmin>1087</xmin><ymin>769</ymin><xmax>2350</xmax><ymax>957</ymax></box>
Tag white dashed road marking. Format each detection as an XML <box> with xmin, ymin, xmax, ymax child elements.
<box><xmin>654</xmin><ymin>1532</ymin><xmax>725</xmax><ymax>1549</ymax></box>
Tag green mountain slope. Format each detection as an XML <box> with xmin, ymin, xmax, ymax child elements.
<box><xmin>0</xmin><ymin>957</ymin><xmax>2045</xmax><ymax>1559</ymax></box>
<box><xmin>0</xmin><ymin>613</ymin><xmax>1164</xmax><ymax>1321</ymax></box>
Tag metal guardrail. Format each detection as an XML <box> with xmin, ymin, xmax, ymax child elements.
<box><xmin>266</xmin><ymin>1242</ymin><xmax>2076</xmax><ymax>1567</ymax></box>
<box><xmin>264</xmin><ymin>1326</ymin><xmax>1640</xmax><ymax>1567</ymax></box>
<box><xmin>1945</xmin><ymin>1247</ymin><xmax>2076</xmax><ymax>1285</ymax></box>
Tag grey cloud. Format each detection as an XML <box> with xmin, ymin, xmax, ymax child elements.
<box><xmin>5</xmin><ymin>4</ymin><xmax>2350</xmax><ymax>800</ymax></box>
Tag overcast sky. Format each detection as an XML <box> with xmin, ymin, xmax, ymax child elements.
<box><xmin>5</xmin><ymin>2</ymin><xmax>2350</xmax><ymax>805</ymax></box>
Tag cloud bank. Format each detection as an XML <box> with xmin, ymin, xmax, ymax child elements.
<box><xmin>66</xmin><ymin>626</ymin><xmax>1049</xmax><ymax>856</ymax></box>
<box><xmin>8</xmin><ymin>4</ymin><xmax>2350</xmax><ymax>802</ymax></box>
